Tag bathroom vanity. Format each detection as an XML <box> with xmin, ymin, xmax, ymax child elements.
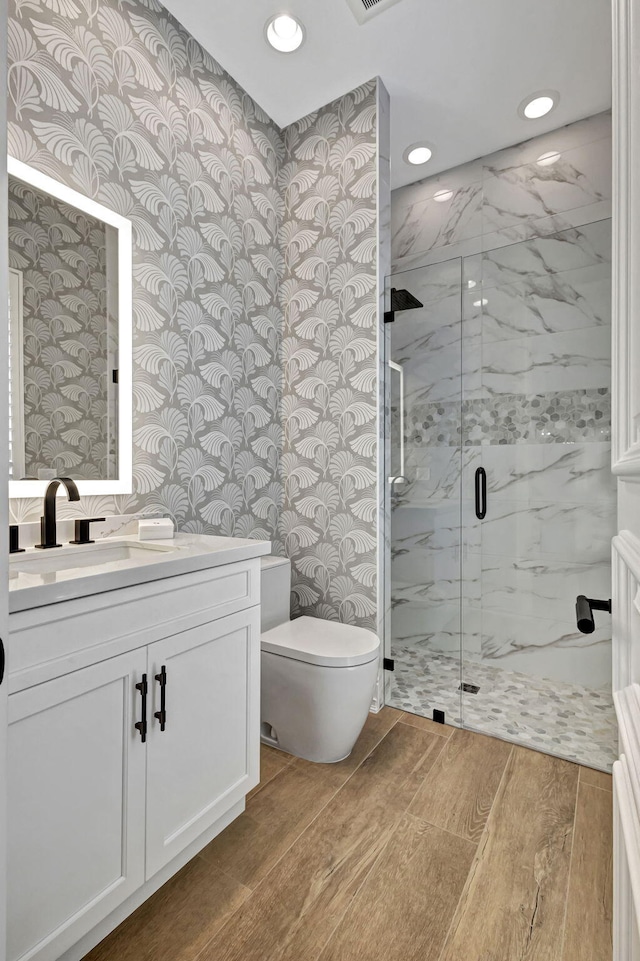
<box><xmin>6</xmin><ymin>534</ymin><xmax>270</xmax><ymax>961</ymax></box>
<box><xmin>4</xmin><ymin>157</ymin><xmax>272</xmax><ymax>961</ymax></box>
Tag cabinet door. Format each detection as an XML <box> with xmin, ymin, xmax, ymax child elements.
<box><xmin>145</xmin><ymin>607</ymin><xmax>260</xmax><ymax>877</ymax></box>
<box><xmin>7</xmin><ymin>650</ymin><xmax>147</xmax><ymax>961</ymax></box>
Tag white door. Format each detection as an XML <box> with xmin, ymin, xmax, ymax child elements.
<box><xmin>611</xmin><ymin>1</ymin><xmax>640</xmax><ymax>958</ymax></box>
<box><xmin>145</xmin><ymin>608</ymin><xmax>260</xmax><ymax>878</ymax></box>
<box><xmin>7</xmin><ymin>651</ymin><xmax>147</xmax><ymax>961</ymax></box>
<box><xmin>1</xmin><ymin>1</ymin><xmax>11</xmax><ymax>957</ymax></box>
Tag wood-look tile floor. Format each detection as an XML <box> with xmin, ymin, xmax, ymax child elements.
<box><xmin>85</xmin><ymin>709</ymin><xmax>612</xmax><ymax>961</ymax></box>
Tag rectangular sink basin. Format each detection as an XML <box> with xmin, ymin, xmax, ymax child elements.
<box><xmin>10</xmin><ymin>541</ymin><xmax>177</xmax><ymax>577</ymax></box>
<box><xmin>9</xmin><ymin>532</ymin><xmax>272</xmax><ymax>614</ymax></box>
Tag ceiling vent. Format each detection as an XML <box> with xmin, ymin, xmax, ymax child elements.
<box><xmin>345</xmin><ymin>0</ymin><xmax>405</xmax><ymax>24</ymax></box>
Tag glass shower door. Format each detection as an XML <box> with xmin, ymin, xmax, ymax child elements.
<box><xmin>459</xmin><ymin>221</ymin><xmax>616</xmax><ymax>769</ymax></box>
<box><xmin>386</xmin><ymin>221</ymin><xmax>616</xmax><ymax>769</ymax></box>
<box><xmin>385</xmin><ymin>257</ymin><xmax>464</xmax><ymax>726</ymax></box>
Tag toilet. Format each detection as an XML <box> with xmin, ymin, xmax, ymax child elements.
<box><xmin>260</xmin><ymin>556</ymin><xmax>380</xmax><ymax>763</ymax></box>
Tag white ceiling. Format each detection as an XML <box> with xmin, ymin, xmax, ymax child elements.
<box><xmin>161</xmin><ymin>0</ymin><xmax>612</xmax><ymax>189</ymax></box>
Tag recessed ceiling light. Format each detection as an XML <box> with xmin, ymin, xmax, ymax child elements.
<box><xmin>473</xmin><ymin>298</ymin><xmax>489</xmax><ymax>308</ymax></box>
<box><xmin>265</xmin><ymin>14</ymin><xmax>305</xmax><ymax>52</ymax></box>
<box><xmin>537</xmin><ymin>150</ymin><xmax>561</xmax><ymax>167</ymax></box>
<box><xmin>466</xmin><ymin>280</ymin><xmax>477</xmax><ymax>289</ymax></box>
<box><xmin>524</xmin><ymin>97</ymin><xmax>554</xmax><ymax>119</ymax></box>
<box><xmin>404</xmin><ymin>143</ymin><xmax>433</xmax><ymax>166</ymax></box>
<box><xmin>433</xmin><ymin>189</ymin><xmax>454</xmax><ymax>202</ymax></box>
<box><xmin>518</xmin><ymin>90</ymin><xmax>559</xmax><ymax>120</ymax></box>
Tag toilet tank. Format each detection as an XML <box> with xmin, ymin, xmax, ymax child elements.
<box><xmin>260</xmin><ymin>556</ymin><xmax>291</xmax><ymax>632</ymax></box>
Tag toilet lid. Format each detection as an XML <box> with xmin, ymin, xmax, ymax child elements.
<box><xmin>261</xmin><ymin>616</ymin><xmax>380</xmax><ymax>667</ymax></box>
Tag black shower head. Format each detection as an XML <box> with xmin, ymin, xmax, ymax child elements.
<box><xmin>390</xmin><ymin>288</ymin><xmax>423</xmax><ymax>312</ymax></box>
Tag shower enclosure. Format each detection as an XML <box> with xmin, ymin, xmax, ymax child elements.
<box><xmin>385</xmin><ymin>219</ymin><xmax>616</xmax><ymax>770</ymax></box>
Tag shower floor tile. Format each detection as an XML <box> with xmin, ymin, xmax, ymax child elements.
<box><xmin>388</xmin><ymin>645</ymin><xmax>617</xmax><ymax>771</ymax></box>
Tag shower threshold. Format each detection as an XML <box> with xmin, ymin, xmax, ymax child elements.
<box><xmin>388</xmin><ymin>647</ymin><xmax>616</xmax><ymax>772</ymax></box>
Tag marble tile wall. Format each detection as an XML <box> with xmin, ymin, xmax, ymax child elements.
<box><xmin>392</xmin><ymin>112</ymin><xmax>612</xmax><ymax>272</ymax></box>
<box><xmin>389</xmin><ymin>113</ymin><xmax>614</xmax><ymax>695</ymax></box>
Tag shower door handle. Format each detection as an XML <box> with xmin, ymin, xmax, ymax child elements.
<box><xmin>390</xmin><ymin>475</ymin><xmax>409</xmax><ymax>496</ymax></box>
<box><xmin>475</xmin><ymin>468</ymin><xmax>487</xmax><ymax>520</ymax></box>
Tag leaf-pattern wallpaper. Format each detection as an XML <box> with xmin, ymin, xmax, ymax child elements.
<box><xmin>279</xmin><ymin>82</ymin><xmax>379</xmax><ymax>630</ymax></box>
<box><xmin>7</xmin><ymin>0</ymin><xmax>382</xmax><ymax>630</ymax></box>
<box><xmin>7</xmin><ymin>0</ymin><xmax>287</xmax><ymax>545</ymax></box>
<box><xmin>8</xmin><ymin>175</ymin><xmax>113</xmax><ymax>480</ymax></box>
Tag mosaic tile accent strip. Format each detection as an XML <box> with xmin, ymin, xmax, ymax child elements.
<box><xmin>388</xmin><ymin>644</ymin><xmax>616</xmax><ymax>771</ymax></box>
<box><xmin>394</xmin><ymin>387</ymin><xmax>611</xmax><ymax>448</ymax></box>
<box><xmin>463</xmin><ymin>388</ymin><xmax>611</xmax><ymax>446</ymax></box>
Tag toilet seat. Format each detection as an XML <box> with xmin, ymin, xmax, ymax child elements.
<box><xmin>261</xmin><ymin>615</ymin><xmax>379</xmax><ymax>668</ymax></box>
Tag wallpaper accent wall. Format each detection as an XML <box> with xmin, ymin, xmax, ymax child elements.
<box><xmin>8</xmin><ymin>176</ymin><xmax>111</xmax><ymax>480</ymax></box>
<box><xmin>7</xmin><ymin>0</ymin><xmax>286</xmax><ymax>544</ymax></box>
<box><xmin>8</xmin><ymin>0</ymin><xmax>386</xmax><ymax>635</ymax></box>
<box><xmin>279</xmin><ymin>81</ymin><xmax>379</xmax><ymax>630</ymax></box>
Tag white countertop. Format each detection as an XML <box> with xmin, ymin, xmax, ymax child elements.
<box><xmin>9</xmin><ymin>533</ymin><xmax>272</xmax><ymax>613</ymax></box>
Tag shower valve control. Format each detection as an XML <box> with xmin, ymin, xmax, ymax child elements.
<box><xmin>575</xmin><ymin>595</ymin><xmax>611</xmax><ymax>634</ymax></box>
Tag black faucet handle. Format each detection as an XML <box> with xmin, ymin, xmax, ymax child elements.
<box><xmin>70</xmin><ymin>518</ymin><xmax>106</xmax><ymax>546</ymax></box>
<box><xmin>9</xmin><ymin>525</ymin><xmax>24</xmax><ymax>554</ymax></box>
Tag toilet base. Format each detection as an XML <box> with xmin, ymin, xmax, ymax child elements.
<box><xmin>260</xmin><ymin>649</ymin><xmax>379</xmax><ymax>764</ymax></box>
<box><xmin>260</xmin><ymin>729</ymin><xmax>352</xmax><ymax>764</ymax></box>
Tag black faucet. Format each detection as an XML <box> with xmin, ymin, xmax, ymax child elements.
<box><xmin>35</xmin><ymin>477</ymin><xmax>80</xmax><ymax>549</ymax></box>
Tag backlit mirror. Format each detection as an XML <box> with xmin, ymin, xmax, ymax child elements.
<box><xmin>7</xmin><ymin>157</ymin><xmax>132</xmax><ymax>497</ymax></box>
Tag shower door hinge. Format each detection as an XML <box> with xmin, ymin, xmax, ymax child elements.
<box><xmin>433</xmin><ymin>710</ymin><xmax>445</xmax><ymax>725</ymax></box>
<box><xmin>383</xmin><ymin>657</ymin><xmax>395</xmax><ymax>672</ymax></box>
<box><xmin>384</xmin><ymin>311</ymin><xmax>395</xmax><ymax>324</ymax></box>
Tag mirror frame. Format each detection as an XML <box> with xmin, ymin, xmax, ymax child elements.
<box><xmin>7</xmin><ymin>157</ymin><xmax>132</xmax><ymax>498</ymax></box>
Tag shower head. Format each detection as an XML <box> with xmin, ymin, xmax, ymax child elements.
<box><xmin>390</xmin><ymin>288</ymin><xmax>423</xmax><ymax>311</ymax></box>
<box><xmin>384</xmin><ymin>287</ymin><xmax>424</xmax><ymax>323</ymax></box>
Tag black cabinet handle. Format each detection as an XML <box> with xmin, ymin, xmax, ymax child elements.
<box><xmin>0</xmin><ymin>637</ymin><xmax>5</xmax><ymax>686</ymax></box>
<box><xmin>475</xmin><ymin>467</ymin><xmax>487</xmax><ymax>520</ymax></box>
<box><xmin>135</xmin><ymin>674</ymin><xmax>148</xmax><ymax>742</ymax></box>
<box><xmin>154</xmin><ymin>666</ymin><xmax>167</xmax><ymax>732</ymax></box>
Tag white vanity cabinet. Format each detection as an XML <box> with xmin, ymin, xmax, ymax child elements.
<box><xmin>8</xmin><ymin>650</ymin><xmax>147</xmax><ymax>961</ymax></box>
<box><xmin>6</xmin><ymin>551</ymin><xmax>263</xmax><ymax>961</ymax></box>
<box><xmin>145</xmin><ymin>611</ymin><xmax>257</xmax><ymax>878</ymax></box>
